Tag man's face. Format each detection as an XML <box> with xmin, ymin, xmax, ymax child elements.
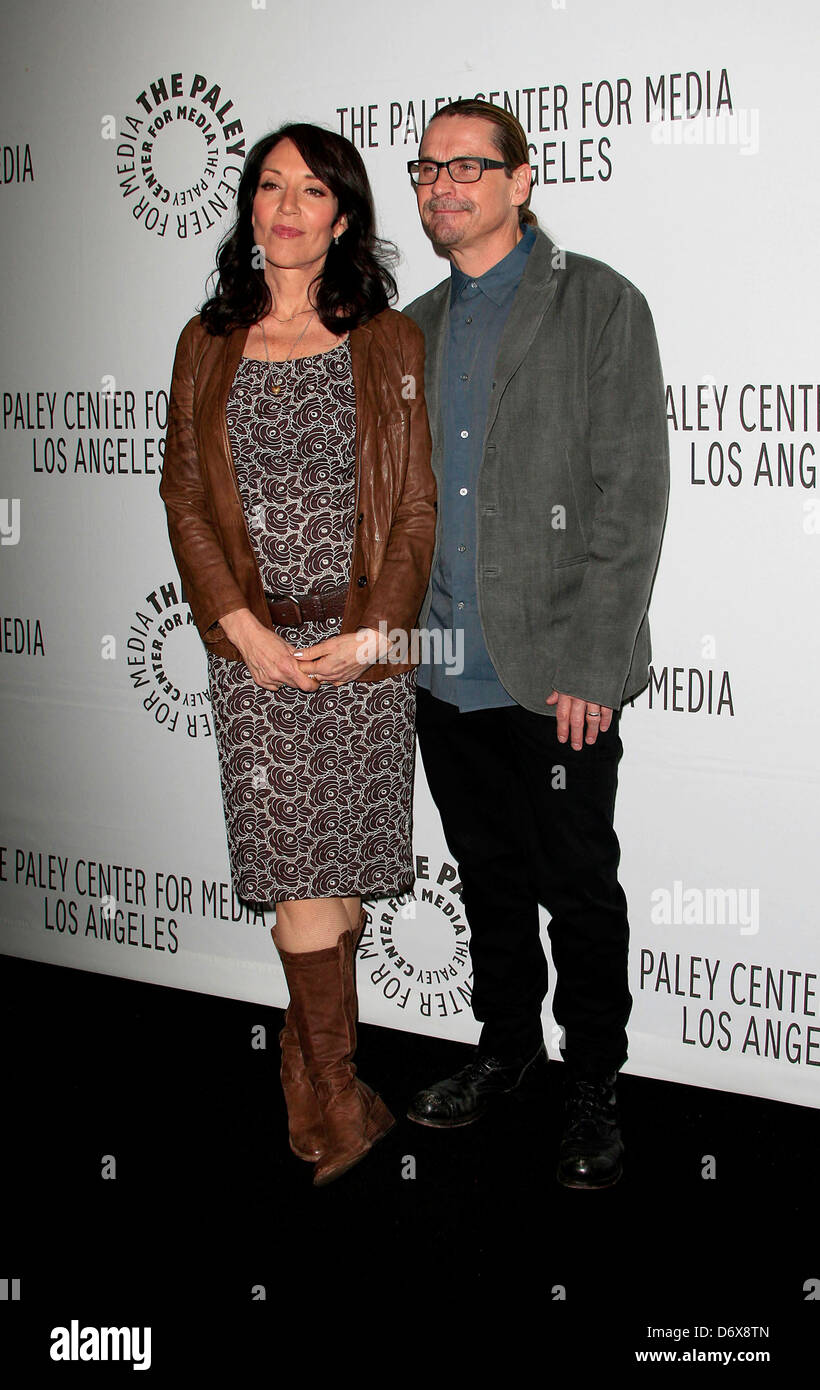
<box><xmin>415</xmin><ymin>114</ymin><xmax>529</xmax><ymax>254</ymax></box>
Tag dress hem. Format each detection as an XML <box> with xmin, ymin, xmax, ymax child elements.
<box><xmin>232</xmin><ymin>877</ymin><xmax>416</xmax><ymax>909</ymax></box>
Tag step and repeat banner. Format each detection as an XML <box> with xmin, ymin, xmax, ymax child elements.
<box><xmin>1</xmin><ymin>0</ymin><xmax>818</xmax><ymax>1109</ymax></box>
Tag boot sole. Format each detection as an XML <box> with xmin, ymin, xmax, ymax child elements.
<box><xmin>290</xmin><ymin>1142</ymin><xmax>322</xmax><ymax>1163</ymax></box>
<box><xmin>556</xmin><ymin>1166</ymin><xmax>623</xmax><ymax>1190</ymax></box>
<box><xmin>405</xmin><ymin>1053</ymin><xmax>549</xmax><ymax>1130</ymax></box>
<box><xmin>405</xmin><ymin>1107</ymin><xmax>484</xmax><ymax>1129</ymax></box>
<box><xmin>313</xmin><ymin>1102</ymin><xmax>395</xmax><ymax>1187</ymax></box>
<box><xmin>406</xmin><ymin>1076</ymin><xmax>546</xmax><ymax>1128</ymax></box>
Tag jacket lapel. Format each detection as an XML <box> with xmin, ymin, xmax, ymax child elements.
<box><xmin>482</xmin><ymin>229</ymin><xmax>559</xmax><ymax>440</ymax></box>
<box><xmin>349</xmin><ymin>323</ymin><xmax>373</xmax><ymax>519</ymax></box>
<box><xmin>217</xmin><ymin>323</ymin><xmax>250</xmax><ymax>419</ymax></box>
<box><xmin>349</xmin><ymin>320</ymin><xmax>372</xmax><ymax>414</ymax></box>
<box><xmin>421</xmin><ymin>282</ymin><xmax>449</xmax><ymax>460</ymax></box>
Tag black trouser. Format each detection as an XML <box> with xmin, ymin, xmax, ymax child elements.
<box><xmin>415</xmin><ymin>686</ymin><xmax>632</xmax><ymax>1077</ymax></box>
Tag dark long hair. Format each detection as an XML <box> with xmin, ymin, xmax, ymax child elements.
<box><xmin>200</xmin><ymin>123</ymin><xmax>398</xmax><ymax>335</ymax></box>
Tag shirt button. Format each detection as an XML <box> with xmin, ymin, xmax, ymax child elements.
<box><xmin>470</xmin><ymin>281</ymin><xmax>478</xmax><ymax>289</ymax></box>
<box><xmin>460</xmin><ymin>373</ymin><xmax>468</xmax><ymax>381</ymax></box>
<box><xmin>457</xmin><ymin>544</ymin><xmax>466</xmax><ymax>552</ymax></box>
<box><xmin>465</xmin><ymin>316</ymin><xmax>473</xmax><ymax>324</ymax></box>
<box><xmin>357</xmin><ymin>575</ymin><xmax>368</xmax><ymax>587</ymax></box>
<box><xmin>460</xmin><ymin>429</ymin><xmax>469</xmax><ymax>438</ymax></box>
<box><xmin>459</xmin><ymin>487</ymin><xmax>468</xmax><ymax>496</ymax></box>
<box><xmin>457</xmin><ymin>602</ymin><xmax>465</xmax><ymax>610</ymax></box>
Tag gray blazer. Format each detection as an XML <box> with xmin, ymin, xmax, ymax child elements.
<box><xmin>405</xmin><ymin>227</ymin><xmax>669</xmax><ymax>714</ymax></box>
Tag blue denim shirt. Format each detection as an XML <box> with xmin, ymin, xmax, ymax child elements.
<box><xmin>418</xmin><ymin>224</ymin><xmax>536</xmax><ymax>709</ymax></box>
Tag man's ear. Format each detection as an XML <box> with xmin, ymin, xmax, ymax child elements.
<box><xmin>510</xmin><ymin>161</ymin><xmax>533</xmax><ymax>209</ymax></box>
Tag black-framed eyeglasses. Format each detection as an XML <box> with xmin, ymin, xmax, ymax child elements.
<box><xmin>407</xmin><ymin>156</ymin><xmax>510</xmax><ymax>186</ymax></box>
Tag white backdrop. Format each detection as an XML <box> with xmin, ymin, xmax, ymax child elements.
<box><xmin>1</xmin><ymin>0</ymin><xmax>818</xmax><ymax>1109</ymax></box>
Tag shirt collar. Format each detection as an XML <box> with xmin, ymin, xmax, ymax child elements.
<box><xmin>450</xmin><ymin>223</ymin><xmax>536</xmax><ymax>306</ymax></box>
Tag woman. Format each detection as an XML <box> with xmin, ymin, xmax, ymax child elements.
<box><xmin>160</xmin><ymin>123</ymin><xmax>435</xmax><ymax>1186</ymax></box>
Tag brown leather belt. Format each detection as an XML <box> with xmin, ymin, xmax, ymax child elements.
<box><xmin>265</xmin><ymin>586</ymin><xmax>347</xmax><ymax>628</ymax></box>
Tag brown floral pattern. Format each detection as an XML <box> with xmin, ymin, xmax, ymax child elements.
<box><xmin>207</xmin><ymin>345</ymin><xmax>416</xmax><ymax>904</ymax></box>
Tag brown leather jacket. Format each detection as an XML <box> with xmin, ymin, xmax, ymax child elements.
<box><xmin>160</xmin><ymin>306</ymin><xmax>436</xmax><ymax>681</ymax></box>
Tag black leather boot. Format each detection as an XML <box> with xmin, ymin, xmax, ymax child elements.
<box><xmin>407</xmin><ymin>1043</ymin><xmax>548</xmax><ymax>1128</ymax></box>
<box><xmin>556</xmin><ymin>1070</ymin><xmax>623</xmax><ymax>1188</ymax></box>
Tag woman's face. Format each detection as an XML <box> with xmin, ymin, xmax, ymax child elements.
<box><xmin>251</xmin><ymin>137</ymin><xmax>347</xmax><ymax>276</ymax></box>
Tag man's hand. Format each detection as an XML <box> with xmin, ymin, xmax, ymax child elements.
<box><xmin>293</xmin><ymin>628</ymin><xmax>389</xmax><ymax>686</ymax></box>
<box><xmin>546</xmin><ymin>689</ymin><xmax>613</xmax><ymax>749</ymax></box>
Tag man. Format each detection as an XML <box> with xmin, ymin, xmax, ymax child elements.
<box><xmin>403</xmin><ymin>99</ymin><xmax>669</xmax><ymax>1188</ymax></box>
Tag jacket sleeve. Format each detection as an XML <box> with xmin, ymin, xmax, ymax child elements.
<box><xmin>549</xmin><ymin>286</ymin><xmax>670</xmax><ymax>708</ymax></box>
<box><xmin>159</xmin><ymin>318</ymin><xmax>250</xmax><ymax>644</ymax></box>
<box><xmin>359</xmin><ymin>319</ymin><xmax>437</xmax><ymax>637</ymax></box>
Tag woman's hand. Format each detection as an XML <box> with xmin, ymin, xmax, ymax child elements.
<box><xmin>292</xmin><ymin>628</ymin><xmax>390</xmax><ymax>686</ymax></box>
<box><xmin>219</xmin><ymin>609</ymin><xmax>318</xmax><ymax>691</ymax></box>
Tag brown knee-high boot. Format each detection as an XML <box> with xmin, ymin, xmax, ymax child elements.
<box><xmin>276</xmin><ymin>925</ymin><xmax>394</xmax><ymax>1186</ymax></box>
<box><xmin>275</xmin><ymin>910</ymin><xmax>367</xmax><ymax>1162</ymax></box>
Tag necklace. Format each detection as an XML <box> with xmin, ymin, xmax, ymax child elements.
<box><xmin>268</xmin><ymin>304</ymin><xmax>314</xmax><ymax>324</ymax></box>
<box><xmin>260</xmin><ymin>311</ymin><xmax>316</xmax><ymax>395</ymax></box>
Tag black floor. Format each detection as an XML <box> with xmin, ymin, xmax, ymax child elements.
<box><xmin>1</xmin><ymin>954</ymin><xmax>816</xmax><ymax>1374</ymax></box>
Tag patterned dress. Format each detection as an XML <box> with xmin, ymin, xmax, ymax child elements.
<box><xmin>207</xmin><ymin>340</ymin><xmax>417</xmax><ymax>905</ymax></box>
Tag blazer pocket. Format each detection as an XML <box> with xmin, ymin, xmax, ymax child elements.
<box><xmin>552</xmin><ymin>553</ymin><xmax>589</xmax><ymax>569</ymax></box>
<box><xmin>549</xmin><ymin>552</ymin><xmax>588</xmax><ymax>628</ymax></box>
